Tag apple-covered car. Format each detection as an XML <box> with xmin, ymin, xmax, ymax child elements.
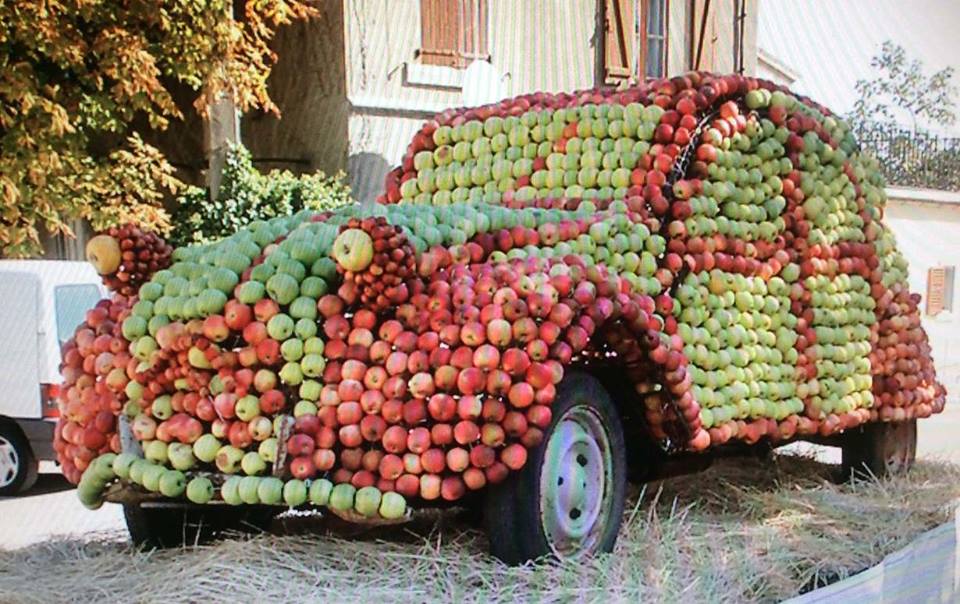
<box><xmin>57</xmin><ymin>71</ymin><xmax>945</xmax><ymax>564</ymax></box>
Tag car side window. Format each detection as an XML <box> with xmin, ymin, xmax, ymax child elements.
<box><xmin>54</xmin><ymin>284</ymin><xmax>102</xmax><ymax>345</ymax></box>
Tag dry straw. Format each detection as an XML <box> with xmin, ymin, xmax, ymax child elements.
<box><xmin>2</xmin><ymin>454</ymin><xmax>958</xmax><ymax>604</ymax></box>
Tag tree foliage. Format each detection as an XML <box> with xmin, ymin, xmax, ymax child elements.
<box><xmin>0</xmin><ymin>0</ymin><xmax>314</xmax><ymax>257</ymax></box>
<box><xmin>170</xmin><ymin>143</ymin><xmax>354</xmax><ymax>248</ymax></box>
<box><xmin>850</xmin><ymin>40</ymin><xmax>958</xmax><ymax>130</ymax></box>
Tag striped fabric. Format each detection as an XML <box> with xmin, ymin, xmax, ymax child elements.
<box><xmin>787</xmin><ymin>508</ymin><xmax>960</xmax><ymax>603</ymax></box>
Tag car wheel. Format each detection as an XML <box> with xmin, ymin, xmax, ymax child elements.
<box><xmin>484</xmin><ymin>372</ymin><xmax>627</xmax><ymax>564</ymax></box>
<box><xmin>124</xmin><ymin>503</ymin><xmax>276</xmax><ymax>548</ymax></box>
<box><xmin>0</xmin><ymin>424</ymin><xmax>38</xmax><ymax>496</ymax></box>
<box><xmin>841</xmin><ymin>419</ymin><xmax>916</xmax><ymax>479</ymax></box>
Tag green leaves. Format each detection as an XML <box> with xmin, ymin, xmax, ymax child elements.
<box><xmin>0</xmin><ymin>0</ymin><xmax>315</xmax><ymax>257</ymax></box>
<box><xmin>169</xmin><ymin>143</ymin><xmax>352</xmax><ymax>247</ymax></box>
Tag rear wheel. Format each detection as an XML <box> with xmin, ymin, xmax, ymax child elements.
<box><xmin>484</xmin><ymin>372</ymin><xmax>627</xmax><ymax>564</ymax></box>
<box><xmin>0</xmin><ymin>424</ymin><xmax>38</xmax><ymax>496</ymax></box>
<box><xmin>841</xmin><ymin>419</ymin><xmax>916</xmax><ymax>479</ymax></box>
<box><xmin>123</xmin><ymin>503</ymin><xmax>275</xmax><ymax>548</ymax></box>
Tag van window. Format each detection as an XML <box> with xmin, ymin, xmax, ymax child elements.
<box><xmin>55</xmin><ymin>284</ymin><xmax>103</xmax><ymax>345</ymax></box>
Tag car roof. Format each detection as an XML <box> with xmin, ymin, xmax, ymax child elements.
<box><xmin>0</xmin><ymin>260</ymin><xmax>101</xmax><ymax>287</ymax></box>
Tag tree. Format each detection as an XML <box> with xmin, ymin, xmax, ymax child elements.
<box><xmin>0</xmin><ymin>1</ymin><xmax>314</xmax><ymax>257</ymax></box>
<box><xmin>850</xmin><ymin>41</ymin><xmax>958</xmax><ymax>131</ymax></box>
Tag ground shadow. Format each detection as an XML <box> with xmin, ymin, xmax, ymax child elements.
<box><xmin>0</xmin><ymin>473</ymin><xmax>73</xmax><ymax>501</ymax></box>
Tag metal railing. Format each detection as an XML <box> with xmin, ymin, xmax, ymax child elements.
<box><xmin>853</xmin><ymin>124</ymin><xmax>960</xmax><ymax>192</ymax></box>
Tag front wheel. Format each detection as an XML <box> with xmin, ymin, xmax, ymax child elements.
<box><xmin>0</xmin><ymin>424</ymin><xmax>38</xmax><ymax>496</ymax></box>
<box><xmin>484</xmin><ymin>372</ymin><xmax>627</xmax><ymax>564</ymax></box>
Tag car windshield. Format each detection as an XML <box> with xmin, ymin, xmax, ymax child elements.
<box><xmin>55</xmin><ymin>284</ymin><xmax>102</xmax><ymax>345</ymax></box>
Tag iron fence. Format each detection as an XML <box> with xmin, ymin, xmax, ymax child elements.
<box><xmin>853</xmin><ymin>124</ymin><xmax>960</xmax><ymax>192</ymax></box>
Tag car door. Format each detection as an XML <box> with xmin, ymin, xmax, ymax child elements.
<box><xmin>0</xmin><ymin>273</ymin><xmax>41</xmax><ymax>419</ymax></box>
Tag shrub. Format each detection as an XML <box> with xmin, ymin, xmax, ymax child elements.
<box><xmin>170</xmin><ymin>144</ymin><xmax>354</xmax><ymax>247</ymax></box>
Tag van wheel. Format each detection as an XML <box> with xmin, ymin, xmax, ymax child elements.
<box><xmin>124</xmin><ymin>503</ymin><xmax>275</xmax><ymax>548</ymax></box>
<box><xmin>0</xmin><ymin>424</ymin><xmax>38</xmax><ymax>496</ymax></box>
<box><xmin>484</xmin><ymin>372</ymin><xmax>627</xmax><ymax>564</ymax></box>
<box><xmin>841</xmin><ymin>419</ymin><xmax>916</xmax><ymax>480</ymax></box>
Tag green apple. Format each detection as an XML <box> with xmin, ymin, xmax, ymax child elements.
<box><xmin>309</xmin><ymin>478</ymin><xmax>333</xmax><ymax>506</ymax></box>
<box><xmin>112</xmin><ymin>453</ymin><xmax>138</xmax><ymax>481</ymax></box>
<box><xmin>281</xmin><ymin>338</ymin><xmax>304</xmax><ymax>362</ymax></box>
<box><xmin>167</xmin><ymin>442</ymin><xmax>196</xmax><ymax>471</ymax></box>
<box><xmin>215</xmin><ymin>445</ymin><xmax>244</xmax><ymax>474</ymax></box>
<box><xmin>329</xmin><ymin>484</ymin><xmax>356</xmax><ymax>512</ymax></box>
<box><xmin>241</xmin><ymin>451</ymin><xmax>267</xmax><ymax>476</ymax></box>
<box><xmin>267</xmin><ymin>314</ymin><xmax>295</xmax><ymax>341</ymax></box>
<box><xmin>236</xmin><ymin>281</ymin><xmax>266</xmax><ymax>304</ymax></box>
<box><xmin>128</xmin><ymin>459</ymin><xmax>149</xmax><ymax>485</ymax></box>
<box><xmin>266</xmin><ymin>273</ymin><xmax>299</xmax><ymax>305</ymax></box>
<box><xmin>279</xmin><ymin>361</ymin><xmax>304</xmax><ymax>386</ymax></box>
<box><xmin>193</xmin><ymin>434</ymin><xmax>221</xmax><ymax>463</ymax></box>
<box><xmin>283</xmin><ymin>479</ymin><xmax>308</xmax><ymax>507</ymax></box>
<box><xmin>299</xmin><ymin>380</ymin><xmax>322</xmax><ymax>401</ymax></box>
<box><xmin>186</xmin><ymin>476</ymin><xmax>215</xmax><ymax>504</ymax></box>
<box><xmin>141</xmin><ymin>464</ymin><xmax>165</xmax><ymax>492</ymax></box>
<box><xmin>76</xmin><ymin>478</ymin><xmax>104</xmax><ymax>510</ymax></box>
<box><xmin>88</xmin><ymin>454</ymin><xmax>117</xmax><ymax>482</ymax></box>
<box><xmin>238</xmin><ymin>476</ymin><xmax>261</xmax><ymax>505</ymax></box>
<box><xmin>379</xmin><ymin>492</ymin><xmax>407</xmax><ymax>520</ymax></box>
<box><xmin>293</xmin><ymin>400</ymin><xmax>318</xmax><ymax>417</ymax></box>
<box><xmin>151</xmin><ymin>395</ymin><xmax>173</xmax><ymax>420</ymax></box>
<box><xmin>294</xmin><ymin>318</ymin><xmax>317</xmax><ymax>340</ymax></box>
<box><xmin>300</xmin><ymin>354</ymin><xmax>326</xmax><ymax>378</ymax></box>
<box><xmin>302</xmin><ymin>336</ymin><xmax>324</xmax><ymax>356</ymax></box>
<box><xmin>221</xmin><ymin>476</ymin><xmax>244</xmax><ymax>505</ymax></box>
<box><xmin>354</xmin><ymin>486</ymin><xmax>382</xmax><ymax>517</ymax></box>
<box><xmin>144</xmin><ymin>440</ymin><xmax>168</xmax><ymax>464</ymax></box>
<box><xmin>235</xmin><ymin>395</ymin><xmax>261</xmax><ymax>422</ymax></box>
<box><xmin>258</xmin><ymin>477</ymin><xmax>285</xmax><ymax>505</ymax></box>
<box><xmin>158</xmin><ymin>470</ymin><xmax>187</xmax><ymax>498</ymax></box>
<box><xmin>258</xmin><ymin>438</ymin><xmax>279</xmax><ymax>464</ymax></box>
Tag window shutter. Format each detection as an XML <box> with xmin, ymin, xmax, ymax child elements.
<box><xmin>927</xmin><ymin>267</ymin><xmax>947</xmax><ymax>315</ymax></box>
<box><xmin>419</xmin><ymin>0</ymin><xmax>488</xmax><ymax>68</ymax></box>
<box><xmin>420</xmin><ymin>0</ymin><xmax>461</xmax><ymax>67</ymax></box>
<box><xmin>604</xmin><ymin>0</ymin><xmax>635</xmax><ymax>84</ymax></box>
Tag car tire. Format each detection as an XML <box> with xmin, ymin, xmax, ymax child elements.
<box><xmin>123</xmin><ymin>503</ymin><xmax>276</xmax><ymax>548</ymax></box>
<box><xmin>841</xmin><ymin>419</ymin><xmax>916</xmax><ymax>480</ymax></box>
<box><xmin>0</xmin><ymin>424</ymin><xmax>39</xmax><ymax>496</ymax></box>
<box><xmin>484</xmin><ymin>371</ymin><xmax>627</xmax><ymax>564</ymax></box>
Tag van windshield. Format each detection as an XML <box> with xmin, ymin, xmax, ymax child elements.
<box><xmin>55</xmin><ymin>284</ymin><xmax>103</xmax><ymax>345</ymax></box>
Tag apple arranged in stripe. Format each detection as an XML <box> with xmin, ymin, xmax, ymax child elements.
<box><xmin>60</xmin><ymin>71</ymin><xmax>945</xmax><ymax>516</ymax></box>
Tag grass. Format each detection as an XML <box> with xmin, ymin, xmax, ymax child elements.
<box><xmin>2</xmin><ymin>453</ymin><xmax>959</xmax><ymax>603</ymax></box>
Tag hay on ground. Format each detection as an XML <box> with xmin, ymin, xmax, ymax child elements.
<box><xmin>1</xmin><ymin>454</ymin><xmax>958</xmax><ymax>604</ymax></box>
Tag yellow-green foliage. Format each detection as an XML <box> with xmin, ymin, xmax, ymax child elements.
<box><xmin>0</xmin><ymin>0</ymin><xmax>314</xmax><ymax>256</ymax></box>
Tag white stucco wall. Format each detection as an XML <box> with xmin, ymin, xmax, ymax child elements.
<box><xmin>883</xmin><ymin>190</ymin><xmax>960</xmax><ymax>397</ymax></box>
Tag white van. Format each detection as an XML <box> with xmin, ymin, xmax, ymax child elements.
<box><xmin>0</xmin><ymin>261</ymin><xmax>105</xmax><ymax>495</ymax></box>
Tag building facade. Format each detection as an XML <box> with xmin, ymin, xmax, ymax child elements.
<box><xmin>246</xmin><ymin>0</ymin><xmax>759</xmax><ymax>204</ymax></box>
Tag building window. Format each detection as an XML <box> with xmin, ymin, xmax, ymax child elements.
<box><xmin>418</xmin><ymin>0</ymin><xmax>488</xmax><ymax>69</ymax></box>
<box><xmin>927</xmin><ymin>266</ymin><xmax>955</xmax><ymax>315</ymax></box>
<box><xmin>603</xmin><ymin>0</ymin><xmax>669</xmax><ymax>84</ymax></box>
<box><xmin>641</xmin><ymin>0</ymin><xmax>668</xmax><ymax>78</ymax></box>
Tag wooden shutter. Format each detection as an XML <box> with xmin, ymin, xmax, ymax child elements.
<box><xmin>420</xmin><ymin>0</ymin><xmax>488</xmax><ymax>68</ymax></box>
<box><xmin>927</xmin><ymin>266</ymin><xmax>955</xmax><ymax>315</ymax></box>
<box><xmin>604</xmin><ymin>0</ymin><xmax>635</xmax><ymax>84</ymax></box>
<box><xmin>691</xmin><ymin>0</ymin><xmax>717</xmax><ymax>71</ymax></box>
